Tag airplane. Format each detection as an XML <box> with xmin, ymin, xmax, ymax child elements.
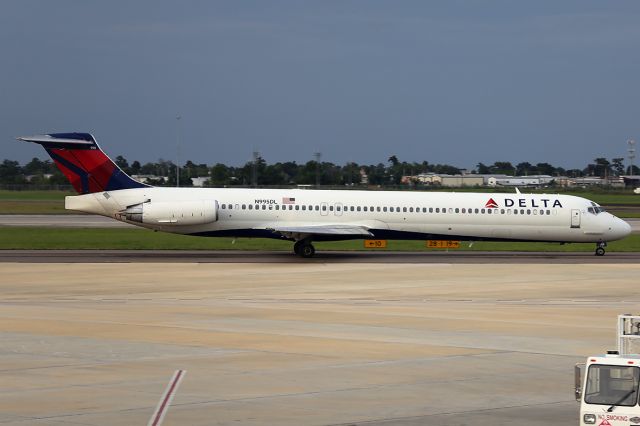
<box><xmin>18</xmin><ymin>132</ymin><xmax>632</xmax><ymax>257</ymax></box>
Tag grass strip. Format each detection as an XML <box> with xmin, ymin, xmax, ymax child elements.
<box><xmin>1</xmin><ymin>227</ymin><xmax>638</xmax><ymax>252</ymax></box>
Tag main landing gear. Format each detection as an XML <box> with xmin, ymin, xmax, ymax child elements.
<box><xmin>293</xmin><ymin>240</ymin><xmax>315</xmax><ymax>258</ymax></box>
<box><xmin>595</xmin><ymin>242</ymin><xmax>606</xmax><ymax>256</ymax></box>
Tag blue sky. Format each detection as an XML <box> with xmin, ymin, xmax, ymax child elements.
<box><xmin>2</xmin><ymin>1</ymin><xmax>639</xmax><ymax>169</ymax></box>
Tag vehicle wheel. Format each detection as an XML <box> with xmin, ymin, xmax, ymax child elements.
<box><xmin>595</xmin><ymin>247</ymin><xmax>605</xmax><ymax>256</ymax></box>
<box><xmin>300</xmin><ymin>243</ymin><xmax>315</xmax><ymax>258</ymax></box>
<box><xmin>293</xmin><ymin>241</ymin><xmax>302</xmax><ymax>255</ymax></box>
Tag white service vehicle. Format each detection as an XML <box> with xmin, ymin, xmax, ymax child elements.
<box><xmin>575</xmin><ymin>315</ymin><xmax>640</xmax><ymax>425</ymax></box>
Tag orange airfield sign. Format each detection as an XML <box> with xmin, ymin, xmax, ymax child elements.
<box><xmin>364</xmin><ymin>240</ymin><xmax>387</xmax><ymax>248</ymax></box>
<box><xmin>426</xmin><ymin>240</ymin><xmax>460</xmax><ymax>249</ymax></box>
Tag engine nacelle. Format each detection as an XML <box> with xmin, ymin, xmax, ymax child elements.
<box><xmin>123</xmin><ymin>200</ymin><xmax>218</xmax><ymax>225</ymax></box>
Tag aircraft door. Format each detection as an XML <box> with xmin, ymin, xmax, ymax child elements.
<box><xmin>320</xmin><ymin>202</ymin><xmax>328</xmax><ymax>216</ymax></box>
<box><xmin>335</xmin><ymin>202</ymin><xmax>343</xmax><ymax>216</ymax></box>
<box><xmin>570</xmin><ymin>209</ymin><xmax>581</xmax><ymax>228</ymax></box>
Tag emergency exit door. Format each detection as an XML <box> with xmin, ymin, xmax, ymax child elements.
<box><xmin>570</xmin><ymin>209</ymin><xmax>581</xmax><ymax>228</ymax></box>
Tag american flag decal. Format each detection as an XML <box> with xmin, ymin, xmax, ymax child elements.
<box><xmin>282</xmin><ymin>197</ymin><xmax>296</xmax><ymax>204</ymax></box>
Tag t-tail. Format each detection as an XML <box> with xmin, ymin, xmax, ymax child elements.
<box><xmin>18</xmin><ymin>133</ymin><xmax>148</xmax><ymax>194</ymax></box>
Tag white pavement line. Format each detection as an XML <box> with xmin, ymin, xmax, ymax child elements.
<box><xmin>148</xmin><ymin>369</ymin><xmax>186</xmax><ymax>426</ymax></box>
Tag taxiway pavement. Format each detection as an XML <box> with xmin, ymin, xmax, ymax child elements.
<box><xmin>2</xmin><ymin>249</ymin><xmax>640</xmax><ymax>263</ymax></box>
<box><xmin>1</xmin><ymin>262</ymin><xmax>640</xmax><ymax>425</ymax></box>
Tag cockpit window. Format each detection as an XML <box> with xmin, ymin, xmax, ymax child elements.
<box><xmin>588</xmin><ymin>202</ymin><xmax>606</xmax><ymax>214</ymax></box>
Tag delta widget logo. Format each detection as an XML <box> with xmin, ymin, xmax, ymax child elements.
<box><xmin>485</xmin><ymin>198</ymin><xmax>498</xmax><ymax>208</ymax></box>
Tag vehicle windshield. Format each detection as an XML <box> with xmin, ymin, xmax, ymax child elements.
<box><xmin>585</xmin><ymin>364</ymin><xmax>640</xmax><ymax>407</ymax></box>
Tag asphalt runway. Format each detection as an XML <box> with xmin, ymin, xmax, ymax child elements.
<box><xmin>2</xmin><ymin>249</ymin><xmax>640</xmax><ymax>263</ymax></box>
<box><xmin>2</xmin><ymin>262</ymin><xmax>640</xmax><ymax>425</ymax></box>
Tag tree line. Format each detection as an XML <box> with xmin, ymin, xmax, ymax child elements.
<box><xmin>1</xmin><ymin>155</ymin><xmax>637</xmax><ymax>187</ymax></box>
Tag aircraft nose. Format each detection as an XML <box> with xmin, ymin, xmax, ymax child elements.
<box><xmin>610</xmin><ymin>217</ymin><xmax>632</xmax><ymax>240</ymax></box>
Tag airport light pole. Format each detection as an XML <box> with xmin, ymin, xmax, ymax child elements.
<box><xmin>629</xmin><ymin>138</ymin><xmax>636</xmax><ymax>175</ymax></box>
<box><xmin>314</xmin><ymin>152</ymin><xmax>321</xmax><ymax>187</ymax></box>
<box><xmin>176</xmin><ymin>115</ymin><xmax>181</xmax><ymax>187</ymax></box>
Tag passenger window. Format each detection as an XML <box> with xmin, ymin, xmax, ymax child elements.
<box><xmin>274</xmin><ymin>205</ymin><xmax>278</xmax><ymax>210</ymax></box>
<box><xmin>481</xmin><ymin>209</ymin><xmax>485</xmax><ymax>214</ymax></box>
<box><xmin>363</xmin><ymin>207</ymin><xmax>368</xmax><ymax>212</ymax></box>
<box><xmin>350</xmin><ymin>206</ymin><xmax>354</xmax><ymax>211</ymax></box>
<box><xmin>242</xmin><ymin>204</ymin><xmax>246</xmax><ymax>210</ymax></box>
<box><xmin>295</xmin><ymin>205</ymin><xmax>300</xmax><ymax>210</ymax></box>
<box><xmin>357</xmin><ymin>206</ymin><xmax>361</xmax><ymax>212</ymax></box>
<box><xmin>455</xmin><ymin>208</ymin><xmax>459</xmax><ymax>213</ymax></box>
<box><xmin>435</xmin><ymin>208</ymin><xmax>440</xmax><ymax>213</ymax></box>
<box><xmin>403</xmin><ymin>207</ymin><xmax>407</xmax><ymax>213</ymax></box>
<box><xmin>429</xmin><ymin>208</ymin><xmax>433</xmax><ymax>213</ymax></box>
<box><xmin>383</xmin><ymin>207</ymin><xmax>387</xmax><ymax>212</ymax></box>
<box><xmin>248</xmin><ymin>205</ymin><xmax>253</xmax><ymax>210</ymax></box>
<box><xmin>389</xmin><ymin>207</ymin><xmax>394</xmax><ymax>212</ymax></box>
<box><xmin>330</xmin><ymin>206</ymin><xmax>334</xmax><ymax>211</ymax></box>
<box><xmin>302</xmin><ymin>205</ymin><xmax>306</xmax><ymax>211</ymax></box>
<box><xmin>376</xmin><ymin>206</ymin><xmax>381</xmax><ymax>212</ymax></box>
<box><xmin>474</xmin><ymin>208</ymin><xmax>479</xmax><ymax>213</ymax></box>
<box><xmin>316</xmin><ymin>205</ymin><xmax>320</xmax><ymax>211</ymax></box>
<box><xmin>409</xmin><ymin>207</ymin><xmax>414</xmax><ymax>213</ymax></box>
<box><xmin>487</xmin><ymin>209</ymin><xmax>492</xmax><ymax>214</ymax></box>
<box><xmin>289</xmin><ymin>205</ymin><xmax>293</xmax><ymax>210</ymax></box>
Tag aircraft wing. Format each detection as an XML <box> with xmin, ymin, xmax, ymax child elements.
<box><xmin>261</xmin><ymin>224</ymin><xmax>374</xmax><ymax>238</ymax></box>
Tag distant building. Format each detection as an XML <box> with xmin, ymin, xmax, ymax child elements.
<box><xmin>359</xmin><ymin>168</ymin><xmax>369</xmax><ymax>185</ymax></box>
<box><xmin>131</xmin><ymin>174</ymin><xmax>167</xmax><ymax>184</ymax></box>
<box><xmin>190</xmin><ymin>177</ymin><xmax>209</xmax><ymax>187</ymax></box>
<box><xmin>440</xmin><ymin>175</ymin><xmax>484</xmax><ymax>187</ymax></box>
<box><xmin>25</xmin><ymin>174</ymin><xmax>53</xmax><ymax>182</ymax></box>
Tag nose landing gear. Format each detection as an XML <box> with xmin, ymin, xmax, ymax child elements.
<box><xmin>293</xmin><ymin>239</ymin><xmax>316</xmax><ymax>258</ymax></box>
<box><xmin>595</xmin><ymin>242</ymin><xmax>606</xmax><ymax>256</ymax></box>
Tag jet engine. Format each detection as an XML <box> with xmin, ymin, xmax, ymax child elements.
<box><xmin>122</xmin><ymin>200</ymin><xmax>218</xmax><ymax>225</ymax></box>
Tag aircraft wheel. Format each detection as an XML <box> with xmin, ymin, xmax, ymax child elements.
<box><xmin>595</xmin><ymin>247</ymin><xmax>605</xmax><ymax>256</ymax></box>
<box><xmin>293</xmin><ymin>241</ymin><xmax>303</xmax><ymax>255</ymax></box>
<box><xmin>300</xmin><ymin>243</ymin><xmax>315</xmax><ymax>258</ymax></box>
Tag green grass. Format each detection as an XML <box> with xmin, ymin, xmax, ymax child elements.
<box><xmin>0</xmin><ymin>190</ymin><xmax>75</xmax><ymax>214</ymax></box>
<box><xmin>1</xmin><ymin>227</ymin><xmax>638</xmax><ymax>252</ymax></box>
<box><xmin>0</xmin><ymin>190</ymin><xmax>74</xmax><ymax>200</ymax></box>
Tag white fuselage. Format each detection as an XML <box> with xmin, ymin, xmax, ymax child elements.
<box><xmin>65</xmin><ymin>187</ymin><xmax>631</xmax><ymax>244</ymax></box>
